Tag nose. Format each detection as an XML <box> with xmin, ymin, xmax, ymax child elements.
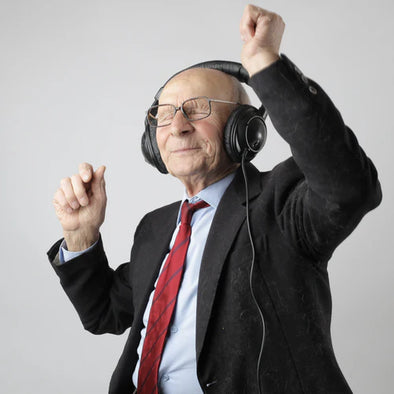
<box><xmin>170</xmin><ymin>109</ymin><xmax>193</xmax><ymax>136</ymax></box>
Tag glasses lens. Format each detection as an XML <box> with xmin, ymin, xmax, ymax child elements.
<box><xmin>148</xmin><ymin>104</ymin><xmax>175</xmax><ymax>127</ymax></box>
<box><xmin>183</xmin><ymin>97</ymin><xmax>211</xmax><ymax>121</ymax></box>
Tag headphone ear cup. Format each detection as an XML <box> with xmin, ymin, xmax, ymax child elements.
<box><xmin>141</xmin><ymin>119</ymin><xmax>168</xmax><ymax>174</ymax></box>
<box><xmin>224</xmin><ymin>105</ymin><xmax>267</xmax><ymax>163</ymax></box>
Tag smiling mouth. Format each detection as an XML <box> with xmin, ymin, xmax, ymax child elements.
<box><xmin>171</xmin><ymin>147</ymin><xmax>200</xmax><ymax>154</ymax></box>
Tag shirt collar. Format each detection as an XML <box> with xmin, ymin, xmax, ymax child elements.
<box><xmin>176</xmin><ymin>171</ymin><xmax>236</xmax><ymax>224</ymax></box>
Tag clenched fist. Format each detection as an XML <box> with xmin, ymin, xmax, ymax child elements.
<box><xmin>53</xmin><ymin>163</ymin><xmax>107</xmax><ymax>251</ymax></box>
<box><xmin>240</xmin><ymin>4</ymin><xmax>285</xmax><ymax>76</ymax></box>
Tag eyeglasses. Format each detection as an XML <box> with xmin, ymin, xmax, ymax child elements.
<box><xmin>147</xmin><ymin>96</ymin><xmax>239</xmax><ymax>127</ymax></box>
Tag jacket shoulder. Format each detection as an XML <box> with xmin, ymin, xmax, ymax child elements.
<box><xmin>143</xmin><ymin>200</ymin><xmax>181</xmax><ymax>222</ymax></box>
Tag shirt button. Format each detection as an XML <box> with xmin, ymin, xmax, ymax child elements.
<box><xmin>170</xmin><ymin>325</ymin><xmax>178</xmax><ymax>333</ymax></box>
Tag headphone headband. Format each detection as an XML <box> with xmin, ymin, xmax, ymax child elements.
<box><xmin>186</xmin><ymin>61</ymin><xmax>250</xmax><ymax>83</ymax></box>
<box><xmin>154</xmin><ymin>60</ymin><xmax>250</xmax><ymax>102</ymax></box>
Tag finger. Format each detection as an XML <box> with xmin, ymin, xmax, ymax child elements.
<box><xmin>53</xmin><ymin>188</ymin><xmax>73</xmax><ymax>214</ymax></box>
<box><xmin>240</xmin><ymin>4</ymin><xmax>265</xmax><ymax>40</ymax></box>
<box><xmin>91</xmin><ymin>165</ymin><xmax>107</xmax><ymax>195</ymax></box>
<box><xmin>71</xmin><ymin>174</ymin><xmax>89</xmax><ymax>206</ymax></box>
<box><xmin>241</xmin><ymin>5</ymin><xmax>275</xmax><ymax>41</ymax></box>
<box><xmin>255</xmin><ymin>12</ymin><xmax>285</xmax><ymax>47</ymax></box>
<box><xmin>60</xmin><ymin>177</ymin><xmax>80</xmax><ymax>210</ymax></box>
<box><xmin>254</xmin><ymin>14</ymin><xmax>274</xmax><ymax>39</ymax></box>
<box><xmin>79</xmin><ymin>162</ymin><xmax>94</xmax><ymax>183</ymax></box>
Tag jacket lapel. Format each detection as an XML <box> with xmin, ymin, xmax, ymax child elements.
<box><xmin>195</xmin><ymin>163</ymin><xmax>261</xmax><ymax>359</ymax></box>
<box><xmin>132</xmin><ymin>202</ymin><xmax>180</xmax><ymax>317</ymax></box>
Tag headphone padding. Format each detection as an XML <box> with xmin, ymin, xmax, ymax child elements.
<box><xmin>141</xmin><ymin>120</ymin><xmax>168</xmax><ymax>174</ymax></box>
<box><xmin>224</xmin><ymin>105</ymin><xmax>267</xmax><ymax>163</ymax></box>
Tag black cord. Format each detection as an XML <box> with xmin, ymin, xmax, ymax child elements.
<box><xmin>241</xmin><ymin>151</ymin><xmax>266</xmax><ymax>394</ymax></box>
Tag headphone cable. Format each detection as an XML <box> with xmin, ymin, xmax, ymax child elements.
<box><xmin>241</xmin><ymin>151</ymin><xmax>266</xmax><ymax>394</ymax></box>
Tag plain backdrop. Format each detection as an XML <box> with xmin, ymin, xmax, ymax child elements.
<box><xmin>1</xmin><ymin>0</ymin><xmax>393</xmax><ymax>393</ymax></box>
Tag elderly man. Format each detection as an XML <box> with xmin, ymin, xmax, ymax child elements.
<box><xmin>48</xmin><ymin>4</ymin><xmax>381</xmax><ymax>394</ymax></box>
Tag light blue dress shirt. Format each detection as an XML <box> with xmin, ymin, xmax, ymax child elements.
<box><xmin>60</xmin><ymin>172</ymin><xmax>235</xmax><ymax>393</ymax></box>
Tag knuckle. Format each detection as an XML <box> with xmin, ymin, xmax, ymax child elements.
<box><xmin>60</xmin><ymin>177</ymin><xmax>69</xmax><ymax>185</ymax></box>
<box><xmin>76</xmin><ymin>192</ymin><xmax>87</xmax><ymax>202</ymax></box>
<box><xmin>53</xmin><ymin>190</ymin><xmax>66</xmax><ymax>207</ymax></box>
<box><xmin>79</xmin><ymin>162</ymin><xmax>92</xmax><ymax>171</ymax></box>
<box><xmin>53</xmin><ymin>198</ymin><xmax>63</xmax><ymax>209</ymax></box>
<box><xmin>74</xmin><ymin>191</ymin><xmax>84</xmax><ymax>200</ymax></box>
<box><xmin>53</xmin><ymin>188</ymin><xmax>61</xmax><ymax>200</ymax></box>
<box><xmin>71</xmin><ymin>173</ymin><xmax>81</xmax><ymax>183</ymax></box>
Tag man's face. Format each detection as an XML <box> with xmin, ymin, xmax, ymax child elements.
<box><xmin>156</xmin><ymin>69</ymin><xmax>238</xmax><ymax>190</ymax></box>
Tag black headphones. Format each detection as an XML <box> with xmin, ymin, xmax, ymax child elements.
<box><xmin>141</xmin><ymin>60</ymin><xmax>268</xmax><ymax>174</ymax></box>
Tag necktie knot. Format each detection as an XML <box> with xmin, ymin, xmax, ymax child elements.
<box><xmin>180</xmin><ymin>200</ymin><xmax>210</xmax><ymax>225</ymax></box>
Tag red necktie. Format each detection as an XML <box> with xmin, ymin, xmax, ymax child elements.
<box><xmin>137</xmin><ymin>200</ymin><xmax>209</xmax><ymax>394</ymax></box>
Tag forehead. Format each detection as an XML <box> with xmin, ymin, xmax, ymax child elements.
<box><xmin>158</xmin><ymin>68</ymin><xmax>235</xmax><ymax>104</ymax></box>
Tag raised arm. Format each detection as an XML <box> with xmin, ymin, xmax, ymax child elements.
<box><xmin>240</xmin><ymin>4</ymin><xmax>382</xmax><ymax>259</ymax></box>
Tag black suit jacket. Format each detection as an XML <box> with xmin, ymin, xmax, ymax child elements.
<box><xmin>48</xmin><ymin>56</ymin><xmax>382</xmax><ymax>393</ymax></box>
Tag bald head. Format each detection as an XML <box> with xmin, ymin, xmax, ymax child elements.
<box><xmin>159</xmin><ymin>67</ymin><xmax>250</xmax><ymax>106</ymax></box>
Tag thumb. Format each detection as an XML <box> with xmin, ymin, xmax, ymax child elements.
<box><xmin>91</xmin><ymin>165</ymin><xmax>106</xmax><ymax>195</ymax></box>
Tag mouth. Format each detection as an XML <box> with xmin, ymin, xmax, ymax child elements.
<box><xmin>171</xmin><ymin>147</ymin><xmax>200</xmax><ymax>154</ymax></box>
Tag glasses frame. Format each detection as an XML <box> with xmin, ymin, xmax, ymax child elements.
<box><xmin>147</xmin><ymin>96</ymin><xmax>240</xmax><ymax>127</ymax></box>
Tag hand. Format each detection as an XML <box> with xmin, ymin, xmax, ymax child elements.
<box><xmin>53</xmin><ymin>163</ymin><xmax>107</xmax><ymax>251</ymax></box>
<box><xmin>240</xmin><ymin>4</ymin><xmax>285</xmax><ymax>76</ymax></box>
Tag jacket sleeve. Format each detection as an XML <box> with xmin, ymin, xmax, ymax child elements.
<box><xmin>249</xmin><ymin>54</ymin><xmax>382</xmax><ymax>260</ymax></box>
<box><xmin>47</xmin><ymin>235</ymin><xmax>134</xmax><ymax>335</ymax></box>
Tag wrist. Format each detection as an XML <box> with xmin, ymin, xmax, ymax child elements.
<box><xmin>243</xmin><ymin>52</ymin><xmax>280</xmax><ymax>77</ymax></box>
<box><xmin>63</xmin><ymin>228</ymin><xmax>100</xmax><ymax>252</ymax></box>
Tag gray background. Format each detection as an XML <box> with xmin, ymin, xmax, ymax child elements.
<box><xmin>1</xmin><ymin>0</ymin><xmax>393</xmax><ymax>393</ymax></box>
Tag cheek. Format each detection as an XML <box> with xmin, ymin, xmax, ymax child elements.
<box><xmin>155</xmin><ymin>131</ymin><xmax>168</xmax><ymax>157</ymax></box>
<box><xmin>202</xmin><ymin>123</ymin><xmax>226</xmax><ymax>156</ymax></box>
<box><xmin>206</xmin><ymin>135</ymin><xmax>224</xmax><ymax>156</ymax></box>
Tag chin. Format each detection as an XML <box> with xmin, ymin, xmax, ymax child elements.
<box><xmin>167</xmin><ymin>158</ymin><xmax>205</xmax><ymax>178</ymax></box>
<box><xmin>169</xmin><ymin>166</ymin><xmax>201</xmax><ymax>179</ymax></box>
